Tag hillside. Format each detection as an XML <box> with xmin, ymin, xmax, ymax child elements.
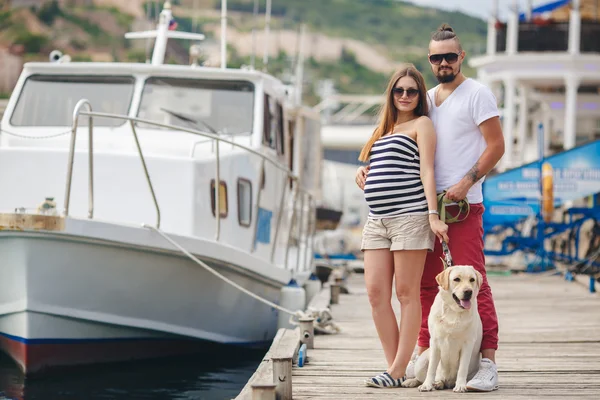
<box><xmin>218</xmin><ymin>0</ymin><xmax>486</xmax><ymax>53</ymax></box>
<box><xmin>0</xmin><ymin>0</ymin><xmax>487</xmax><ymax>105</ymax></box>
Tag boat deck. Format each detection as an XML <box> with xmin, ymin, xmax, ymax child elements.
<box><xmin>267</xmin><ymin>269</ymin><xmax>600</xmax><ymax>399</ymax></box>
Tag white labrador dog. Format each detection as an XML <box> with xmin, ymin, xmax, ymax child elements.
<box><xmin>402</xmin><ymin>265</ymin><xmax>483</xmax><ymax>393</ymax></box>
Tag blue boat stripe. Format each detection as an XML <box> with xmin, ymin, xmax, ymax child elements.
<box><xmin>0</xmin><ymin>332</ymin><xmax>271</xmax><ymax>347</ymax></box>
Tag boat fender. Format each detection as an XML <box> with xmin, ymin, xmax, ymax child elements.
<box><xmin>277</xmin><ymin>279</ymin><xmax>306</xmax><ymax>330</ymax></box>
<box><xmin>303</xmin><ymin>273</ymin><xmax>321</xmax><ymax>307</ymax></box>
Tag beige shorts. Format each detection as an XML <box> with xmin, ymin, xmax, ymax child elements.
<box><xmin>361</xmin><ymin>214</ymin><xmax>435</xmax><ymax>252</ymax></box>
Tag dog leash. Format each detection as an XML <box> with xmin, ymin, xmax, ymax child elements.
<box><xmin>437</xmin><ymin>191</ymin><xmax>470</xmax><ymax>224</ymax></box>
<box><xmin>437</xmin><ymin>191</ymin><xmax>466</xmax><ymax>270</ymax></box>
<box><xmin>441</xmin><ymin>240</ymin><xmax>454</xmax><ymax>270</ymax></box>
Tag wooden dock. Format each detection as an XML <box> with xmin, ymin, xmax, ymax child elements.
<box><xmin>237</xmin><ymin>269</ymin><xmax>600</xmax><ymax>399</ymax></box>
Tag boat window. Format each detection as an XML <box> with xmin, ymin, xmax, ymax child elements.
<box><xmin>263</xmin><ymin>94</ymin><xmax>284</xmax><ymax>154</ymax></box>
<box><xmin>237</xmin><ymin>178</ymin><xmax>252</xmax><ymax>227</ymax></box>
<box><xmin>137</xmin><ymin>77</ymin><xmax>254</xmax><ymax>136</ymax></box>
<box><xmin>210</xmin><ymin>179</ymin><xmax>228</xmax><ymax>218</ymax></box>
<box><xmin>10</xmin><ymin>75</ymin><xmax>135</xmax><ymax>127</ymax></box>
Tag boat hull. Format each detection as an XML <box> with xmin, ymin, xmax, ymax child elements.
<box><xmin>0</xmin><ymin>222</ymin><xmax>287</xmax><ymax>373</ymax></box>
<box><xmin>0</xmin><ymin>312</ymin><xmax>260</xmax><ymax>374</ymax></box>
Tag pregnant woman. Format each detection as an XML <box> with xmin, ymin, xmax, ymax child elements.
<box><xmin>357</xmin><ymin>64</ymin><xmax>448</xmax><ymax>388</ymax></box>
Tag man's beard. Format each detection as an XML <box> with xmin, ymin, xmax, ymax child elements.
<box><xmin>435</xmin><ymin>65</ymin><xmax>460</xmax><ymax>83</ymax></box>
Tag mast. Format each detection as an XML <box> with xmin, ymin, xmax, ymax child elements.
<box><xmin>263</xmin><ymin>0</ymin><xmax>272</xmax><ymax>70</ymax></box>
<box><xmin>221</xmin><ymin>0</ymin><xmax>228</xmax><ymax>69</ymax></box>
<box><xmin>124</xmin><ymin>1</ymin><xmax>205</xmax><ymax>66</ymax></box>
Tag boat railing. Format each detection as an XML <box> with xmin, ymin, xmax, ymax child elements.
<box><xmin>65</xmin><ymin>99</ymin><xmax>316</xmax><ymax>270</ymax></box>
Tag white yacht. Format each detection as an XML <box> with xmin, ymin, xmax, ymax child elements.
<box><xmin>0</xmin><ymin>2</ymin><xmax>322</xmax><ymax>373</ymax></box>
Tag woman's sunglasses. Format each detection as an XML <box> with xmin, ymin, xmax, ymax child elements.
<box><xmin>428</xmin><ymin>52</ymin><xmax>460</xmax><ymax>65</ymax></box>
<box><xmin>392</xmin><ymin>87</ymin><xmax>419</xmax><ymax>99</ymax></box>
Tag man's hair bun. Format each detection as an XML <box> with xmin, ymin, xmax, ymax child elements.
<box><xmin>438</xmin><ymin>23</ymin><xmax>454</xmax><ymax>33</ymax></box>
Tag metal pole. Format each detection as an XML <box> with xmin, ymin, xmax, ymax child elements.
<box><xmin>192</xmin><ymin>0</ymin><xmax>199</xmax><ymax>33</ymax></box>
<box><xmin>129</xmin><ymin>120</ymin><xmax>161</xmax><ymax>228</ymax></box>
<box><xmin>64</xmin><ymin>99</ymin><xmax>92</xmax><ymax>217</ymax></box>
<box><xmin>263</xmin><ymin>0</ymin><xmax>272</xmax><ymax>69</ymax></box>
<box><xmin>77</xmin><ymin>111</ymin><xmax>294</xmax><ymax>177</ymax></box>
<box><xmin>87</xmin><ymin>110</ymin><xmax>94</xmax><ymax>219</ymax></box>
<box><xmin>270</xmin><ymin>175</ymin><xmax>290</xmax><ymax>262</ymax></box>
<box><xmin>537</xmin><ymin>122</ymin><xmax>546</xmax><ymax>269</ymax></box>
<box><xmin>250</xmin><ymin>0</ymin><xmax>259</xmax><ymax>69</ymax></box>
<box><xmin>221</xmin><ymin>0</ymin><xmax>228</xmax><ymax>69</ymax></box>
<box><xmin>251</xmin><ymin>159</ymin><xmax>266</xmax><ymax>252</ymax></box>
<box><xmin>294</xmin><ymin>24</ymin><xmax>306</xmax><ymax>105</ymax></box>
<box><xmin>215</xmin><ymin>138</ymin><xmax>221</xmax><ymax>240</ymax></box>
<box><xmin>295</xmin><ymin>191</ymin><xmax>305</xmax><ymax>272</ymax></box>
<box><xmin>284</xmin><ymin>184</ymin><xmax>299</xmax><ymax>269</ymax></box>
<box><xmin>145</xmin><ymin>1</ymin><xmax>152</xmax><ymax>63</ymax></box>
<box><xmin>302</xmin><ymin>194</ymin><xmax>315</xmax><ymax>272</ymax></box>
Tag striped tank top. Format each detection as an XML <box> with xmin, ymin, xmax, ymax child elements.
<box><xmin>364</xmin><ymin>134</ymin><xmax>428</xmax><ymax>217</ymax></box>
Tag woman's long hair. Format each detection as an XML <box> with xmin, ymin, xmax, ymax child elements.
<box><xmin>358</xmin><ymin>64</ymin><xmax>428</xmax><ymax>162</ymax></box>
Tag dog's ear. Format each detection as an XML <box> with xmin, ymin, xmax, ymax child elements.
<box><xmin>475</xmin><ymin>270</ymin><xmax>483</xmax><ymax>289</ymax></box>
<box><xmin>436</xmin><ymin>268</ymin><xmax>451</xmax><ymax>291</ymax></box>
<box><xmin>439</xmin><ymin>256</ymin><xmax>448</xmax><ymax>270</ymax></box>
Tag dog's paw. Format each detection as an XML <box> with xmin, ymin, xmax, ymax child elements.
<box><xmin>453</xmin><ymin>383</ymin><xmax>468</xmax><ymax>393</ymax></box>
<box><xmin>433</xmin><ymin>380</ymin><xmax>445</xmax><ymax>390</ymax></box>
<box><xmin>418</xmin><ymin>382</ymin><xmax>435</xmax><ymax>392</ymax></box>
<box><xmin>401</xmin><ymin>378</ymin><xmax>421</xmax><ymax>388</ymax></box>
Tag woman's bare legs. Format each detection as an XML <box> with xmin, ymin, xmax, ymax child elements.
<box><xmin>387</xmin><ymin>249</ymin><xmax>427</xmax><ymax>379</ymax></box>
<box><xmin>364</xmin><ymin>249</ymin><xmax>397</xmax><ymax>367</ymax></box>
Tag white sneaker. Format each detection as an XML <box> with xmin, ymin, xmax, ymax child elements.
<box><xmin>405</xmin><ymin>349</ymin><xmax>419</xmax><ymax>379</ymax></box>
<box><xmin>466</xmin><ymin>358</ymin><xmax>499</xmax><ymax>392</ymax></box>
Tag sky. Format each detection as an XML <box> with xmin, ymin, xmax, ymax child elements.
<box><xmin>406</xmin><ymin>0</ymin><xmax>555</xmax><ymax>21</ymax></box>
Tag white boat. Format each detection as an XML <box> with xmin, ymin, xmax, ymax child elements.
<box><xmin>0</xmin><ymin>1</ymin><xmax>322</xmax><ymax>373</ymax></box>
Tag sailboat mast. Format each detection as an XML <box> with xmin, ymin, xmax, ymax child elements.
<box><xmin>250</xmin><ymin>0</ymin><xmax>259</xmax><ymax>69</ymax></box>
<box><xmin>263</xmin><ymin>0</ymin><xmax>272</xmax><ymax>70</ymax></box>
<box><xmin>151</xmin><ymin>1</ymin><xmax>172</xmax><ymax>65</ymax></box>
<box><xmin>221</xmin><ymin>0</ymin><xmax>228</xmax><ymax>69</ymax></box>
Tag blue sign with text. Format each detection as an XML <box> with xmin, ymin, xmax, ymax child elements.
<box><xmin>483</xmin><ymin>140</ymin><xmax>600</xmax><ymax>229</ymax></box>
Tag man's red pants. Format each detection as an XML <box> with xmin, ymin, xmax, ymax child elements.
<box><xmin>418</xmin><ymin>203</ymin><xmax>499</xmax><ymax>351</ymax></box>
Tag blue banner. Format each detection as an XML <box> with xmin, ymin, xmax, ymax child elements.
<box><xmin>483</xmin><ymin>140</ymin><xmax>600</xmax><ymax>229</ymax></box>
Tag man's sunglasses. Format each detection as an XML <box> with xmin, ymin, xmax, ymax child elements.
<box><xmin>392</xmin><ymin>87</ymin><xmax>419</xmax><ymax>98</ymax></box>
<box><xmin>428</xmin><ymin>52</ymin><xmax>460</xmax><ymax>65</ymax></box>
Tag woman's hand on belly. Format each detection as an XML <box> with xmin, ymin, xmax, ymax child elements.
<box><xmin>355</xmin><ymin>165</ymin><xmax>370</xmax><ymax>191</ymax></box>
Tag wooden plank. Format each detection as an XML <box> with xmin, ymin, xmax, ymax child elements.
<box><xmin>235</xmin><ymin>328</ymin><xmax>301</xmax><ymax>400</ymax></box>
<box><xmin>271</xmin><ymin>327</ymin><xmax>301</xmax><ymax>361</ymax></box>
<box><xmin>235</xmin><ymin>328</ymin><xmax>290</xmax><ymax>400</ymax></box>
<box><xmin>263</xmin><ymin>328</ymin><xmax>286</xmax><ymax>360</ymax></box>
<box><xmin>236</xmin><ymin>360</ymin><xmax>273</xmax><ymax>400</ymax></box>
<box><xmin>0</xmin><ymin>213</ymin><xmax>65</xmax><ymax>231</ymax></box>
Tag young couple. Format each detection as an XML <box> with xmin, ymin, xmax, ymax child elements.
<box><xmin>356</xmin><ymin>24</ymin><xmax>505</xmax><ymax>392</ymax></box>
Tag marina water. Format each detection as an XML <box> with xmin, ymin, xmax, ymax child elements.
<box><xmin>0</xmin><ymin>349</ymin><xmax>263</xmax><ymax>400</ymax></box>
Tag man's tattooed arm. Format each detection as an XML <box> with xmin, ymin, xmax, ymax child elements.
<box><xmin>466</xmin><ymin>161</ymin><xmax>482</xmax><ymax>183</ymax></box>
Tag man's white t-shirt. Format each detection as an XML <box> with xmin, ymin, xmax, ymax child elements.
<box><xmin>427</xmin><ymin>78</ymin><xmax>499</xmax><ymax>204</ymax></box>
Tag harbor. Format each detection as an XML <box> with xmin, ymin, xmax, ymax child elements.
<box><xmin>0</xmin><ymin>0</ymin><xmax>599</xmax><ymax>398</ymax></box>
